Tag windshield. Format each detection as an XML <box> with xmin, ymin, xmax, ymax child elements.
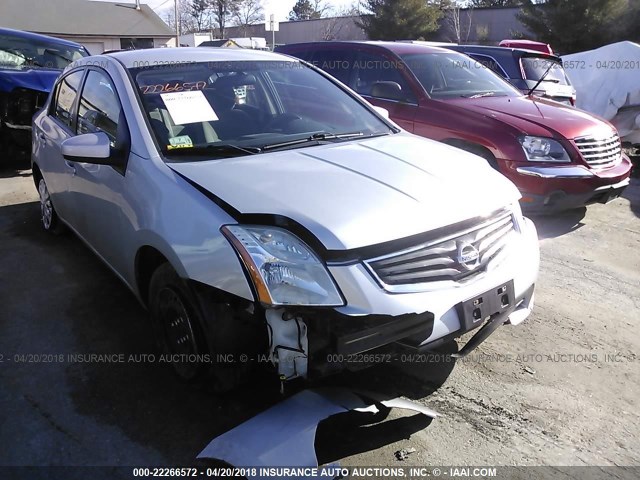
<box><xmin>130</xmin><ymin>60</ymin><xmax>393</xmax><ymax>159</ymax></box>
<box><xmin>521</xmin><ymin>57</ymin><xmax>571</xmax><ymax>85</ymax></box>
<box><xmin>0</xmin><ymin>34</ymin><xmax>88</xmax><ymax>70</ymax></box>
<box><xmin>401</xmin><ymin>52</ymin><xmax>521</xmax><ymax>99</ymax></box>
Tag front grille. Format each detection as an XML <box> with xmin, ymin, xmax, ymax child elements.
<box><xmin>365</xmin><ymin>210</ymin><xmax>515</xmax><ymax>290</ymax></box>
<box><xmin>574</xmin><ymin>132</ymin><xmax>622</xmax><ymax>168</ymax></box>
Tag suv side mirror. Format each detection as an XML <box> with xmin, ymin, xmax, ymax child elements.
<box><xmin>371</xmin><ymin>81</ymin><xmax>406</xmax><ymax>102</ymax></box>
<box><xmin>61</xmin><ymin>132</ymin><xmax>120</xmax><ymax>166</ymax></box>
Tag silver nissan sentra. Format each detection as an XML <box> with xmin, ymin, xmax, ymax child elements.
<box><xmin>32</xmin><ymin>48</ymin><xmax>539</xmax><ymax>388</ymax></box>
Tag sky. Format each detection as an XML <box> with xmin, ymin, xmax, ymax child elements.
<box><xmin>140</xmin><ymin>0</ymin><xmax>358</xmax><ymax>21</ymax></box>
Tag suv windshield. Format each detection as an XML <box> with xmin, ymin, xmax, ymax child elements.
<box><xmin>0</xmin><ymin>34</ymin><xmax>87</xmax><ymax>70</ymax></box>
<box><xmin>130</xmin><ymin>60</ymin><xmax>393</xmax><ymax>159</ymax></box>
<box><xmin>521</xmin><ymin>56</ymin><xmax>571</xmax><ymax>85</ymax></box>
<box><xmin>401</xmin><ymin>52</ymin><xmax>520</xmax><ymax>99</ymax></box>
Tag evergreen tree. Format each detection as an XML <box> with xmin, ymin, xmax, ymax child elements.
<box><xmin>289</xmin><ymin>0</ymin><xmax>323</xmax><ymax>21</ymax></box>
<box><xmin>517</xmin><ymin>0</ymin><xmax>628</xmax><ymax>53</ymax></box>
<box><xmin>357</xmin><ymin>0</ymin><xmax>447</xmax><ymax>40</ymax></box>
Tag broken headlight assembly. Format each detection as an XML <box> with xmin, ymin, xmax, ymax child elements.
<box><xmin>519</xmin><ymin>136</ymin><xmax>570</xmax><ymax>162</ymax></box>
<box><xmin>222</xmin><ymin>225</ymin><xmax>344</xmax><ymax>306</ymax></box>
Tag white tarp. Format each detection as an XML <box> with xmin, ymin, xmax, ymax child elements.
<box><xmin>563</xmin><ymin>41</ymin><xmax>640</xmax><ymax>145</ymax></box>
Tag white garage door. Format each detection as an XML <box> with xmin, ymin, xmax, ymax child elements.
<box><xmin>82</xmin><ymin>42</ymin><xmax>105</xmax><ymax>55</ymax></box>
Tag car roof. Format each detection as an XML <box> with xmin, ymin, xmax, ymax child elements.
<box><xmin>107</xmin><ymin>47</ymin><xmax>297</xmax><ymax>68</ymax></box>
<box><xmin>278</xmin><ymin>41</ymin><xmax>454</xmax><ymax>55</ymax></box>
<box><xmin>450</xmin><ymin>44</ymin><xmax>560</xmax><ymax>60</ymax></box>
<box><xmin>0</xmin><ymin>27</ymin><xmax>85</xmax><ymax>49</ymax></box>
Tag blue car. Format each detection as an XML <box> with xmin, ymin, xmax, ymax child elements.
<box><xmin>445</xmin><ymin>44</ymin><xmax>577</xmax><ymax>107</ymax></box>
<box><xmin>0</xmin><ymin>27</ymin><xmax>88</xmax><ymax>162</ymax></box>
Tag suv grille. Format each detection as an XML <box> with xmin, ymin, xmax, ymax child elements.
<box><xmin>574</xmin><ymin>132</ymin><xmax>622</xmax><ymax>168</ymax></box>
<box><xmin>365</xmin><ymin>210</ymin><xmax>515</xmax><ymax>290</ymax></box>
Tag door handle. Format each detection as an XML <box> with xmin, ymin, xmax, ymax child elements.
<box><xmin>64</xmin><ymin>160</ymin><xmax>76</xmax><ymax>176</ymax></box>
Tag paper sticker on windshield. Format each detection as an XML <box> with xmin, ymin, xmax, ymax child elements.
<box><xmin>167</xmin><ymin>135</ymin><xmax>193</xmax><ymax>150</ymax></box>
<box><xmin>160</xmin><ymin>91</ymin><xmax>218</xmax><ymax>125</ymax></box>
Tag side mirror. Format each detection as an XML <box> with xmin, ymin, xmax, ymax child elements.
<box><xmin>372</xmin><ymin>105</ymin><xmax>390</xmax><ymax>119</ymax></box>
<box><xmin>61</xmin><ymin>132</ymin><xmax>119</xmax><ymax>165</ymax></box>
<box><xmin>370</xmin><ymin>81</ymin><xmax>405</xmax><ymax>102</ymax></box>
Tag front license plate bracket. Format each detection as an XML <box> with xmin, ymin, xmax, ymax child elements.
<box><xmin>457</xmin><ymin>280</ymin><xmax>515</xmax><ymax>332</ymax></box>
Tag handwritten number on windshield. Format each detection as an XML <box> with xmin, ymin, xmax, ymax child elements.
<box><xmin>141</xmin><ymin>81</ymin><xmax>207</xmax><ymax>94</ymax></box>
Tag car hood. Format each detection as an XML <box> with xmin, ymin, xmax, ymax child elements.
<box><xmin>0</xmin><ymin>67</ymin><xmax>60</xmax><ymax>93</ymax></box>
<box><xmin>168</xmin><ymin>134</ymin><xmax>520</xmax><ymax>251</ymax></box>
<box><xmin>447</xmin><ymin>95</ymin><xmax>611</xmax><ymax>140</ymax></box>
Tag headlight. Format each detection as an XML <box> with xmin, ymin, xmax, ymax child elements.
<box><xmin>221</xmin><ymin>225</ymin><xmax>344</xmax><ymax>306</ymax></box>
<box><xmin>519</xmin><ymin>136</ymin><xmax>570</xmax><ymax>162</ymax></box>
<box><xmin>511</xmin><ymin>201</ymin><xmax>524</xmax><ymax>232</ymax></box>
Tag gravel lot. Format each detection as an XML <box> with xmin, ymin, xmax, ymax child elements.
<box><xmin>1</xmin><ymin>161</ymin><xmax>638</xmax><ymax>473</ymax></box>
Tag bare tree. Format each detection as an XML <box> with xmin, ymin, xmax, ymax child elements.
<box><xmin>311</xmin><ymin>0</ymin><xmax>332</xmax><ymax>17</ymax></box>
<box><xmin>231</xmin><ymin>0</ymin><xmax>265</xmax><ymax>37</ymax></box>
<box><xmin>212</xmin><ymin>0</ymin><xmax>237</xmax><ymax>38</ymax></box>
<box><xmin>189</xmin><ymin>0</ymin><xmax>213</xmax><ymax>32</ymax></box>
<box><xmin>321</xmin><ymin>2</ymin><xmax>361</xmax><ymax>40</ymax></box>
<box><xmin>163</xmin><ymin>0</ymin><xmax>198</xmax><ymax>36</ymax></box>
<box><xmin>447</xmin><ymin>5</ymin><xmax>473</xmax><ymax>43</ymax></box>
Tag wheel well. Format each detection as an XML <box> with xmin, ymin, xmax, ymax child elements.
<box><xmin>442</xmin><ymin>139</ymin><xmax>499</xmax><ymax>168</ymax></box>
<box><xmin>135</xmin><ymin>246</ymin><xmax>169</xmax><ymax>307</ymax></box>
<box><xmin>32</xmin><ymin>163</ymin><xmax>42</xmax><ymax>187</ymax></box>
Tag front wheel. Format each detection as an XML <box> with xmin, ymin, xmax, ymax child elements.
<box><xmin>148</xmin><ymin>263</ymin><xmax>210</xmax><ymax>383</ymax></box>
<box><xmin>37</xmin><ymin>177</ymin><xmax>65</xmax><ymax>234</ymax></box>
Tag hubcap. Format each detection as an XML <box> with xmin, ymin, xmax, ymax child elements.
<box><xmin>157</xmin><ymin>287</ymin><xmax>200</xmax><ymax>379</ymax></box>
<box><xmin>38</xmin><ymin>179</ymin><xmax>53</xmax><ymax>230</ymax></box>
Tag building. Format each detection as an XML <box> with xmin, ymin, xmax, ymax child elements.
<box><xmin>0</xmin><ymin>0</ymin><xmax>175</xmax><ymax>55</ymax></box>
<box><xmin>179</xmin><ymin>34</ymin><xmax>267</xmax><ymax>50</ymax></box>
<box><xmin>434</xmin><ymin>7</ymin><xmax>530</xmax><ymax>44</ymax></box>
<box><xmin>220</xmin><ymin>7</ymin><xmax>528</xmax><ymax>47</ymax></box>
<box><xmin>223</xmin><ymin>16</ymin><xmax>368</xmax><ymax>47</ymax></box>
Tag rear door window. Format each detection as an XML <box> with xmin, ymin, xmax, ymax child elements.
<box><xmin>469</xmin><ymin>54</ymin><xmax>508</xmax><ymax>78</ymax></box>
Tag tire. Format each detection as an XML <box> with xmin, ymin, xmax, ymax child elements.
<box><xmin>37</xmin><ymin>177</ymin><xmax>66</xmax><ymax>235</ymax></box>
<box><xmin>148</xmin><ymin>263</ymin><xmax>210</xmax><ymax>383</ymax></box>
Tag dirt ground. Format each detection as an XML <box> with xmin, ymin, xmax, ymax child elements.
<box><xmin>1</xmin><ymin>162</ymin><xmax>638</xmax><ymax>474</ymax></box>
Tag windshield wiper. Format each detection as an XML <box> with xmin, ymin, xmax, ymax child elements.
<box><xmin>163</xmin><ymin>143</ymin><xmax>261</xmax><ymax>159</ymax></box>
<box><xmin>527</xmin><ymin>62</ymin><xmax>556</xmax><ymax>96</ymax></box>
<box><xmin>260</xmin><ymin>131</ymin><xmax>366</xmax><ymax>152</ymax></box>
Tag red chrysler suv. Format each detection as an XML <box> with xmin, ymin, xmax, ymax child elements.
<box><xmin>276</xmin><ymin>41</ymin><xmax>632</xmax><ymax>213</ymax></box>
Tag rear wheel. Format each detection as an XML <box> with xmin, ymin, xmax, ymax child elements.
<box><xmin>149</xmin><ymin>263</ymin><xmax>210</xmax><ymax>383</ymax></box>
<box><xmin>37</xmin><ymin>177</ymin><xmax>65</xmax><ymax>235</ymax></box>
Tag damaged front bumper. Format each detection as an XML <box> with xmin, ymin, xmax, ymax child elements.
<box><xmin>0</xmin><ymin>88</ymin><xmax>49</xmax><ymax>149</ymax></box>
<box><xmin>264</xmin><ymin>217</ymin><xmax>539</xmax><ymax>381</ymax></box>
<box><xmin>198</xmin><ymin>387</ymin><xmax>439</xmax><ymax>475</ymax></box>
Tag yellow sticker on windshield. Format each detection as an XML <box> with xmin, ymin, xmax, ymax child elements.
<box><xmin>167</xmin><ymin>135</ymin><xmax>193</xmax><ymax>150</ymax></box>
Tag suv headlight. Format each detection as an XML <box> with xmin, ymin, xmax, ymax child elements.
<box><xmin>511</xmin><ymin>200</ymin><xmax>524</xmax><ymax>232</ymax></box>
<box><xmin>519</xmin><ymin>136</ymin><xmax>570</xmax><ymax>162</ymax></box>
<box><xmin>222</xmin><ymin>225</ymin><xmax>344</xmax><ymax>306</ymax></box>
